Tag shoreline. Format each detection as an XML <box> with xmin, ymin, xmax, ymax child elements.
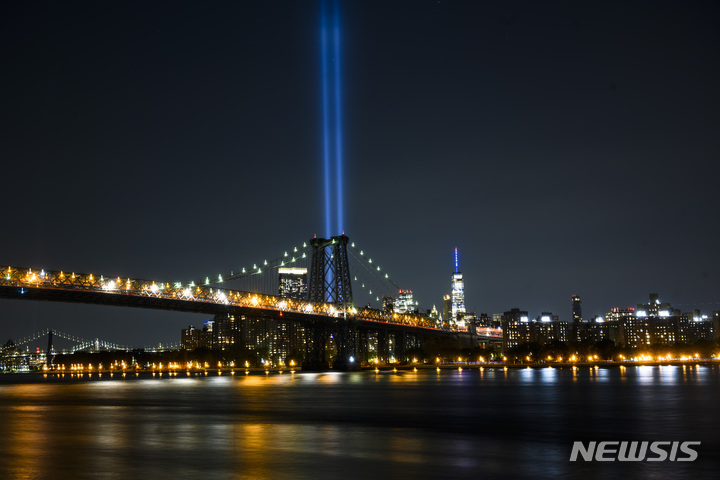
<box><xmin>378</xmin><ymin>360</ymin><xmax>719</xmax><ymax>370</ymax></box>
<box><xmin>1</xmin><ymin>359</ymin><xmax>718</xmax><ymax>381</ymax></box>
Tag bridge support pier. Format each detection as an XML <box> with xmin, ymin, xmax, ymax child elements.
<box><xmin>46</xmin><ymin>329</ymin><xmax>53</xmax><ymax>368</ymax></box>
<box><xmin>357</xmin><ymin>328</ymin><xmax>370</xmax><ymax>365</ymax></box>
<box><xmin>394</xmin><ymin>331</ymin><xmax>407</xmax><ymax>363</ymax></box>
<box><xmin>302</xmin><ymin>321</ymin><xmax>329</xmax><ymax>371</ymax></box>
<box><xmin>305</xmin><ymin>235</ymin><xmax>357</xmax><ymax>371</ymax></box>
<box><xmin>332</xmin><ymin>318</ymin><xmax>359</xmax><ymax>371</ymax></box>
<box><xmin>376</xmin><ymin>329</ymin><xmax>389</xmax><ymax>363</ymax></box>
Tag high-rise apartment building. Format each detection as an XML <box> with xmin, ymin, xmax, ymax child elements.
<box><xmin>382</xmin><ymin>296</ymin><xmax>394</xmax><ymax>315</ymax></box>
<box><xmin>572</xmin><ymin>294</ymin><xmax>582</xmax><ymax>323</ymax></box>
<box><xmin>181</xmin><ymin>325</ymin><xmax>202</xmax><ymax>350</ymax></box>
<box><xmin>211</xmin><ymin>313</ymin><xmax>303</xmax><ymax>366</ymax></box>
<box><xmin>636</xmin><ymin>293</ymin><xmax>674</xmax><ymax>318</ymax></box>
<box><xmin>278</xmin><ymin>267</ymin><xmax>308</xmax><ymax>300</ymax></box>
<box><xmin>394</xmin><ymin>290</ymin><xmax>416</xmax><ymax>314</ymax></box>
<box><xmin>442</xmin><ymin>294</ymin><xmax>452</xmax><ymax>324</ymax></box>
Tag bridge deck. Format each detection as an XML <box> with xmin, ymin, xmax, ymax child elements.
<box><xmin>1</xmin><ymin>266</ymin><xmax>447</xmax><ymax>334</ymax></box>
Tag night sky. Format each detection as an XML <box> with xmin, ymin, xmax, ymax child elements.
<box><xmin>2</xmin><ymin>1</ymin><xmax>719</xmax><ymax>346</ymax></box>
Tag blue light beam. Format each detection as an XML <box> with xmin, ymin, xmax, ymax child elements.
<box><xmin>321</xmin><ymin>2</ymin><xmax>332</xmax><ymax>238</ymax></box>
<box><xmin>333</xmin><ymin>3</ymin><xmax>344</xmax><ymax>236</ymax></box>
<box><xmin>320</xmin><ymin>0</ymin><xmax>344</xmax><ymax>238</ymax></box>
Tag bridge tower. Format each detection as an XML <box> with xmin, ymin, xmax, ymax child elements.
<box><xmin>46</xmin><ymin>329</ymin><xmax>53</xmax><ymax>368</ymax></box>
<box><xmin>305</xmin><ymin>235</ymin><xmax>357</xmax><ymax>370</ymax></box>
<box><xmin>308</xmin><ymin>235</ymin><xmax>353</xmax><ymax>309</ymax></box>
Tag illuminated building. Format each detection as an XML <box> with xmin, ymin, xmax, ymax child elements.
<box><xmin>394</xmin><ymin>290</ymin><xmax>416</xmax><ymax>314</ymax></box>
<box><xmin>574</xmin><ymin>321</ymin><xmax>622</xmax><ymax>344</ymax></box>
<box><xmin>685</xmin><ymin>315</ymin><xmax>715</xmax><ymax>342</ymax></box>
<box><xmin>211</xmin><ymin>313</ymin><xmax>304</xmax><ymax>366</ymax></box>
<box><xmin>181</xmin><ymin>324</ymin><xmax>212</xmax><ymax>350</ymax></box>
<box><xmin>278</xmin><ymin>267</ymin><xmax>308</xmax><ymax>300</ymax></box>
<box><xmin>503</xmin><ymin>308</ymin><xmax>529</xmax><ymax>324</ymax></box>
<box><xmin>477</xmin><ymin>313</ymin><xmax>497</xmax><ymax>328</ymax></box>
<box><xmin>213</xmin><ymin>313</ymin><xmax>240</xmax><ymax>349</ymax></box>
<box><xmin>203</xmin><ymin>320</ymin><xmax>214</xmax><ymax>340</ymax></box>
<box><xmin>450</xmin><ymin>247</ymin><xmax>466</xmax><ymax>325</ymax></box>
<box><xmin>604</xmin><ymin>308</ymin><xmax>649</xmax><ymax>348</ymax></box>
<box><xmin>606</xmin><ymin>307</ymin><xmax>636</xmax><ymax>323</ymax></box>
<box><xmin>501</xmin><ymin>295</ymin><xmax>719</xmax><ymax>351</ymax></box>
<box><xmin>382</xmin><ymin>296</ymin><xmax>394</xmax><ymax>315</ymax></box>
<box><xmin>636</xmin><ymin>293</ymin><xmax>675</xmax><ymax>318</ymax></box>
<box><xmin>462</xmin><ymin>314</ymin><xmax>477</xmax><ymax>333</ymax></box>
<box><xmin>572</xmin><ymin>295</ymin><xmax>582</xmax><ymax>323</ymax></box>
<box><xmin>501</xmin><ymin>308</ymin><xmax>530</xmax><ymax>350</ymax></box>
<box><xmin>533</xmin><ymin>320</ymin><xmax>568</xmax><ymax>345</ymax></box>
<box><xmin>654</xmin><ymin>317</ymin><xmax>681</xmax><ymax>344</ymax></box>
<box><xmin>606</xmin><ymin>302</ymin><xmax>681</xmax><ymax>347</ymax></box>
<box><xmin>442</xmin><ymin>294</ymin><xmax>452</xmax><ymax>324</ymax></box>
<box><xmin>181</xmin><ymin>325</ymin><xmax>200</xmax><ymax>350</ymax></box>
<box><xmin>536</xmin><ymin>312</ymin><xmax>559</xmax><ymax>323</ymax></box>
<box><xmin>572</xmin><ymin>304</ymin><xmax>717</xmax><ymax>348</ymax></box>
<box><xmin>502</xmin><ymin>309</ymin><xmax>568</xmax><ymax>351</ymax></box>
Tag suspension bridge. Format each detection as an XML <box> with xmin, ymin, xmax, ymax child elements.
<box><xmin>1</xmin><ymin>328</ymin><xmax>150</xmax><ymax>373</ymax></box>
<box><xmin>14</xmin><ymin>328</ymin><xmax>133</xmax><ymax>353</ymax></box>
<box><xmin>1</xmin><ymin>235</ymin><xmax>479</xmax><ymax>370</ymax></box>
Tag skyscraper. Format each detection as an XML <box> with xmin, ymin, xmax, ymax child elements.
<box><xmin>278</xmin><ymin>267</ymin><xmax>308</xmax><ymax>300</ymax></box>
<box><xmin>451</xmin><ymin>247</ymin><xmax>466</xmax><ymax>324</ymax></box>
<box><xmin>382</xmin><ymin>296</ymin><xmax>394</xmax><ymax>315</ymax></box>
<box><xmin>394</xmin><ymin>290</ymin><xmax>416</xmax><ymax>314</ymax></box>
<box><xmin>572</xmin><ymin>294</ymin><xmax>582</xmax><ymax>323</ymax></box>
<box><xmin>442</xmin><ymin>294</ymin><xmax>452</xmax><ymax>324</ymax></box>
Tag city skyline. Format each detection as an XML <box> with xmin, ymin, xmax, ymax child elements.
<box><xmin>1</xmin><ymin>245</ymin><xmax>716</xmax><ymax>349</ymax></box>
<box><xmin>1</xmin><ymin>1</ymin><xmax>719</xmax><ymax>345</ymax></box>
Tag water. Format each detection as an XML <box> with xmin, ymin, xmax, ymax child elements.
<box><xmin>1</xmin><ymin>365</ymin><xmax>718</xmax><ymax>479</ymax></box>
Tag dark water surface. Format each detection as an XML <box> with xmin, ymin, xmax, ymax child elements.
<box><xmin>1</xmin><ymin>365</ymin><xmax>718</xmax><ymax>479</ymax></box>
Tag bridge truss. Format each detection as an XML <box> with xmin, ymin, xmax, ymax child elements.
<box><xmin>15</xmin><ymin>328</ymin><xmax>133</xmax><ymax>353</ymax></box>
<box><xmin>0</xmin><ymin>262</ymin><xmax>439</xmax><ymax>330</ymax></box>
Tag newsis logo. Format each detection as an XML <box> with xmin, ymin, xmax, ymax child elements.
<box><xmin>570</xmin><ymin>441</ymin><xmax>700</xmax><ymax>462</ymax></box>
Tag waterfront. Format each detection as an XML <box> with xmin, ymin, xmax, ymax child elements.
<box><xmin>1</xmin><ymin>365</ymin><xmax>718</xmax><ymax>479</ymax></box>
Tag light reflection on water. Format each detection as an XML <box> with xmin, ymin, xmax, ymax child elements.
<box><xmin>0</xmin><ymin>366</ymin><xmax>719</xmax><ymax>479</ymax></box>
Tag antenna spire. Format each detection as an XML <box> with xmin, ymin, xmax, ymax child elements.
<box><xmin>454</xmin><ymin>247</ymin><xmax>459</xmax><ymax>274</ymax></box>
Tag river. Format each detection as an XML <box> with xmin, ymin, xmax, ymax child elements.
<box><xmin>0</xmin><ymin>365</ymin><xmax>718</xmax><ymax>479</ymax></box>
